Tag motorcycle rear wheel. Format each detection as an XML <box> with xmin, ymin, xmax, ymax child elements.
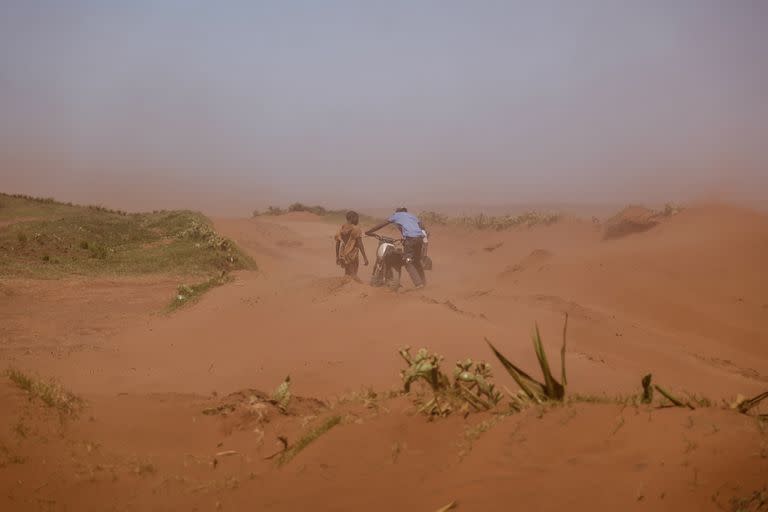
<box><xmin>370</xmin><ymin>261</ymin><xmax>385</xmax><ymax>287</ymax></box>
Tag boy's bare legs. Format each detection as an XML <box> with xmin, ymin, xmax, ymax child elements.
<box><xmin>344</xmin><ymin>259</ymin><xmax>361</xmax><ymax>282</ymax></box>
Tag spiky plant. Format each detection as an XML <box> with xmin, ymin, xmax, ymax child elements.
<box><xmin>485</xmin><ymin>313</ymin><xmax>568</xmax><ymax>403</ymax></box>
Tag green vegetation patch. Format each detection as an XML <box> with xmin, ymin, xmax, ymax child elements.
<box><xmin>420</xmin><ymin>209</ymin><xmax>562</xmax><ymax>230</ymax></box>
<box><xmin>0</xmin><ymin>194</ymin><xmax>255</xmax><ymax>278</ymax></box>
<box><xmin>254</xmin><ymin>202</ymin><xmax>380</xmax><ymax>225</ymax></box>
<box><xmin>0</xmin><ymin>193</ymin><xmax>83</xmax><ymax>220</ymax></box>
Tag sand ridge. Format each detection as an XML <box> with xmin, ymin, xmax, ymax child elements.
<box><xmin>1</xmin><ymin>203</ymin><xmax>767</xmax><ymax>510</ymax></box>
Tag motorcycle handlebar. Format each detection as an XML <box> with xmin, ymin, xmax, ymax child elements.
<box><xmin>367</xmin><ymin>233</ymin><xmax>401</xmax><ymax>244</ymax></box>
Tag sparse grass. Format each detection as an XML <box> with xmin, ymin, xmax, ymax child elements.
<box><xmin>169</xmin><ymin>273</ymin><xmax>233</xmax><ymax>311</ymax></box>
<box><xmin>13</xmin><ymin>420</ymin><xmax>29</xmax><ymax>439</ymax></box>
<box><xmin>458</xmin><ymin>415</ymin><xmax>508</xmax><ymax>460</ymax></box>
<box><xmin>6</xmin><ymin>367</ymin><xmax>84</xmax><ymax>418</ymax></box>
<box><xmin>730</xmin><ymin>487</ymin><xmax>767</xmax><ymax>512</ymax></box>
<box><xmin>330</xmin><ymin>387</ymin><xmax>396</xmax><ymax>410</ymax></box>
<box><xmin>134</xmin><ymin>461</ymin><xmax>157</xmax><ymax>476</ymax></box>
<box><xmin>567</xmin><ymin>393</ymin><xmax>640</xmax><ymax>406</ymax></box>
<box><xmin>255</xmin><ymin>202</ymin><xmax>381</xmax><ymax>225</ymax></box>
<box><xmin>0</xmin><ymin>195</ymin><xmax>256</xmax><ymax>278</ymax></box>
<box><xmin>276</xmin><ymin>415</ymin><xmax>342</xmax><ymax>467</ymax></box>
<box><xmin>0</xmin><ymin>446</ymin><xmax>26</xmax><ymax>467</ymax></box>
<box><xmin>420</xmin><ymin>209</ymin><xmax>562</xmax><ymax>230</ymax></box>
<box><xmin>688</xmin><ymin>393</ymin><xmax>712</xmax><ymax>408</ymax></box>
<box><xmin>419</xmin><ymin>211</ymin><xmax>449</xmax><ymax>226</ymax></box>
<box><xmin>0</xmin><ymin>193</ymin><xmax>81</xmax><ymax>220</ymax></box>
<box><xmin>611</xmin><ymin>415</ymin><xmax>626</xmax><ymax>436</ymax></box>
<box><xmin>464</xmin><ymin>417</ymin><xmax>501</xmax><ymax>442</ymax></box>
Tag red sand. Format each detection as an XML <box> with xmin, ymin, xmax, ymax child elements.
<box><xmin>1</xmin><ymin>203</ymin><xmax>767</xmax><ymax>511</ymax></box>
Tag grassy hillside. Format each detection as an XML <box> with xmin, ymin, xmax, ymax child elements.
<box><xmin>0</xmin><ymin>193</ymin><xmax>255</xmax><ymax>278</ymax></box>
<box><xmin>0</xmin><ymin>194</ymin><xmax>84</xmax><ymax>220</ymax></box>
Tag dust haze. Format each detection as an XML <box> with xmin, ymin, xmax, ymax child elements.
<box><xmin>1</xmin><ymin>1</ymin><xmax>767</xmax><ymax>214</ymax></box>
<box><xmin>3</xmin><ymin>3</ymin><xmax>768</xmax><ymax>510</ymax></box>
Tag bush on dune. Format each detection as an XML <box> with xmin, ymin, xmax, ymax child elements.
<box><xmin>602</xmin><ymin>203</ymin><xmax>683</xmax><ymax>240</ymax></box>
<box><xmin>0</xmin><ymin>194</ymin><xmax>255</xmax><ymax>278</ymax></box>
<box><xmin>255</xmin><ymin>202</ymin><xmax>380</xmax><ymax>224</ymax></box>
<box><xmin>419</xmin><ymin>210</ymin><xmax>562</xmax><ymax>231</ymax></box>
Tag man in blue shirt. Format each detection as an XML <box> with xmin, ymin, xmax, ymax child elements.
<box><xmin>366</xmin><ymin>207</ymin><xmax>426</xmax><ymax>289</ymax></box>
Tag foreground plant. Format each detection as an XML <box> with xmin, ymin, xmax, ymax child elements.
<box><xmin>640</xmin><ymin>374</ymin><xmax>696</xmax><ymax>410</ymax></box>
<box><xmin>486</xmin><ymin>314</ymin><xmax>568</xmax><ymax>406</ymax></box>
<box><xmin>399</xmin><ymin>347</ymin><xmax>500</xmax><ymax>416</ymax></box>
<box><xmin>453</xmin><ymin>359</ymin><xmax>502</xmax><ymax>410</ymax></box>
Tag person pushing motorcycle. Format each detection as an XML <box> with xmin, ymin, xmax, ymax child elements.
<box><xmin>366</xmin><ymin>207</ymin><xmax>426</xmax><ymax>289</ymax></box>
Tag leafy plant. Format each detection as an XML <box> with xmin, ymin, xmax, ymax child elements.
<box><xmin>399</xmin><ymin>347</ymin><xmax>501</xmax><ymax>416</ymax></box>
<box><xmin>453</xmin><ymin>359</ymin><xmax>502</xmax><ymax>410</ymax></box>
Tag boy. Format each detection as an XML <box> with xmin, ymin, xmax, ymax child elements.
<box><xmin>365</xmin><ymin>207</ymin><xmax>426</xmax><ymax>289</ymax></box>
<box><xmin>335</xmin><ymin>211</ymin><xmax>369</xmax><ymax>280</ymax></box>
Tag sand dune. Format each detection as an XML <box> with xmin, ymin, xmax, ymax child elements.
<box><xmin>1</xmin><ymin>202</ymin><xmax>767</xmax><ymax>510</ymax></box>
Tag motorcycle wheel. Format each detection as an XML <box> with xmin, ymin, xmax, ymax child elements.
<box><xmin>370</xmin><ymin>261</ymin><xmax>385</xmax><ymax>287</ymax></box>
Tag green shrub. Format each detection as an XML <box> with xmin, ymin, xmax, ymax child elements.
<box><xmin>288</xmin><ymin>203</ymin><xmax>328</xmax><ymax>215</ymax></box>
<box><xmin>89</xmin><ymin>244</ymin><xmax>108</xmax><ymax>260</ymax></box>
<box><xmin>265</xmin><ymin>206</ymin><xmax>284</xmax><ymax>215</ymax></box>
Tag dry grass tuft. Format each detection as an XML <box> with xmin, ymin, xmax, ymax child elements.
<box><xmin>276</xmin><ymin>415</ymin><xmax>342</xmax><ymax>467</ymax></box>
<box><xmin>169</xmin><ymin>273</ymin><xmax>233</xmax><ymax>310</ymax></box>
<box><xmin>420</xmin><ymin>210</ymin><xmax>561</xmax><ymax>230</ymax></box>
<box><xmin>6</xmin><ymin>367</ymin><xmax>84</xmax><ymax>418</ymax></box>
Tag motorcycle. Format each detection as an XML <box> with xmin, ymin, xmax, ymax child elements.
<box><xmin>368</xmin><ymin>233</ymin><xmax>432</xmax><ymax>289</ymax></box>
<box><xmin>368</xmin><ymin>234</ymin><xmax>403</xmax><ymax>288</ymax></box>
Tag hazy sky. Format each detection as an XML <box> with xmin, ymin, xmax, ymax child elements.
<box><xmin>1</xmin><ymin>1</ymin><xmax>766</xmax><ymax>213</ymax></box>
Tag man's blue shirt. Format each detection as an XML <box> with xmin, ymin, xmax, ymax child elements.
<box><xmin>388</xmin><ymin>212</ymin><xmax>423</xmax><ymax>238</ymax></box>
